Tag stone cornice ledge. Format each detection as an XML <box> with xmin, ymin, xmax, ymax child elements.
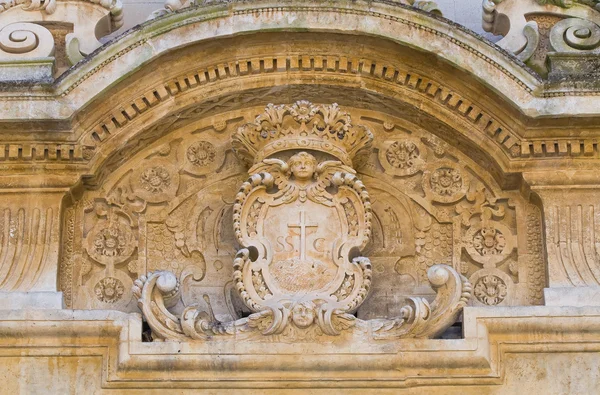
<box><xmin>0</xmin><ymin>0</ymin><xmax>583</xmax><ymax>122</ymax></box>
<box><xmin>1</xmin><ymin>306</ymin><xmax>600</xmax><ymax>388</ymax></box>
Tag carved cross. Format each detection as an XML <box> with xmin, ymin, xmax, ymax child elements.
<box><xmin>288</xmin><ymin>210</ymin><xmax>318</xmax><ymax>261</ymax></box>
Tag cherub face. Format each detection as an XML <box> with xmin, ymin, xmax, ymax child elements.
<box><xmin>291</xmin><ymin>302</ymin><xmax>316</xmax><ymax>328</ymax></box>
<box><xmin>289</xmin><ymin>152</ymin><xmax>317</xmax><ymax>181</ymax></box>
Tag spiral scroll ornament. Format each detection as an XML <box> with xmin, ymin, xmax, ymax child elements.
<box><xmin>0</xmin><ymin>22</ymin><xmax>54</xmax><ymax>58</ymax></box>
<box><xmin>550</xmin><ymin>18</ymin><xmax>600</xmax><ymax>52</ymax></box>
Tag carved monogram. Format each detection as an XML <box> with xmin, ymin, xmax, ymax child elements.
<box><xmin>60</xmin><ymin>100</ymin><xmax>545</xmax><ymax>341</ymax></box>
<box><xmin>132</xmin><ymin>101</ymin><xmax>472</xmax><ymax>341</ymax></box>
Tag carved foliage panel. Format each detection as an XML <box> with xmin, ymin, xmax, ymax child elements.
<box><xmin>62</xmin><ymin>116</ymin><xmax>247</xmax><ymax>317</ymax></box>
<box><xmin>357</xmin><ymin>112</ymin><xmax>545</xmax><ymax>317</ymax></box>
<box><xmin>60</xmin><ymin>105</ymin><xmax>545</xmax><ymax>313</ymax></box>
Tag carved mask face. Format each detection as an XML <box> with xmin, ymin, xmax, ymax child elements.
<box><xmin>289</xmin><ymin>152</ymin><xmax>317</xmax><ymax>181</ymax></box>
<box><xmin>291</xmin><ymin>302</ymin><xmax>316</xmax><ymax>328</ymax></box>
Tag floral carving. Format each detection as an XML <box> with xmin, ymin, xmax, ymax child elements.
<box><xmin>459</xmin><ymin>186</ymin><xmax>516</xmax><ymax>267</ymax></box>
<box><xmin>140</xmin><ymin>166</ymin><xmax>171</xmax><ymax>193</ymax></box>
<box><xmin>430</xmin><ymin>167</ymin><xmax>462</xmax><ymax>196</ymax></box>
<box><xmin>473</xmin><ymin>227</ymin><xmax>507</xmax><ymax>256</ymax></box>
<box><xmin>132</xmin><ymin>103</ymin><xmax>471</xmax><ymax>342</ymax></box>
<box><xmin>474</xmin><ymin>274</ymin><xmax>507</xmax><ymax>306</ymax></box>
<box><xmin>341</xmin><ymin>199</ymin><xmax>359</xmax><ymax>237</ymax></box>
<box><xmin>289</xmin><ymin>100</ymin><xmax>318</xmax><ymax>123</ymax></box>
<box><xmin>385</xmin><ymin>141</ymin><xmax>420</xmax><ymax>171</ymax></box>
<box><xmin>89</xmin><ymin>222</ymin><xmax>134</xmax><ymax>264</ymax></box>
<box><xmin>252</xmin><ymin>270</ymin><xmax>272</xmax><ymax>299</ymax></box>
<box><xmin>186</xmin><ymin>141</ymin><xmax>216</xmax><ymax>167</ymax></box>
<box><xmin>246</xmin><ymin>200</ymin><xmax>263</xmax><ymax>237</ymax></box>
<box><xmin>94</xmin><ymin>277</ymin><xmax>125</xmax><ymax>303</ymax></box>
<box><xmin>332</xmin><ymin>274</ymin><xmax>355</xmax><ymax>301</ymax></box>
<box><xmin>422</xmin><ymin>162</ymin><xmax>469</xmax><ymax>203</ymax></box>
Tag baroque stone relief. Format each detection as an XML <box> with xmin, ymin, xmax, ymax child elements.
<box><xmin>60</xmin><ymin>101</ymin><xmax>546</xmax><ymax>342</ymax></box>
<box><xmin>356</xmin><ymin>113</ymin><xmax>545</xmax><ymax>312</ymax></box>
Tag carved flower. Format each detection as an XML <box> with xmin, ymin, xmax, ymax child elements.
<box><xmin>473</xmin><ymin>227</ymin><xmax>506</xmax><ymax>255</ymax></box>
<box><xmin>94</xmin><ymin>277</ymin><xmax>125</xmax><ymax>303</ymax></box>
<box><xmin>333</xmin><ymin>274</ymin><xmax>355</xmax><ymax>301</ymax></box>
<box><xmin>252</xmin><ymin>270</ymin><xmax>271</xmax><ymax>298</ymax></box>
<box><xmin>140</xmin><ymin>166</ymin><xmax>171</xmax><ymax>193</ymax></box>
<box><xmin>289</xmin><ymin>100</ymin><xmax>318</xmax><ymax>123</ymax></box>
<box><xmin>247</xmin><ymin>201</ymin><xmax>263</xmax><ymax>237</ymax></box>
<box><xmin>386</xmin><ymin>141</ymin><xmax>420</xmax><ymax>170</ymax></box>
<box><xmin>94</xmin><ymin>225</ymin><xmax>129</xmax><ymax>257</ymax></box>
<box><xmin>82</xmin><ymin>147</ymin><xmax>95</xmax><ymax>160</ymax></box>
<box><xmin>474</xmin><ymin>275</ymin><xmax>507</xmax><ymax>305</ymax></box>
<box><xmin>186</xmin><ymin>141</ymin><xmax>216</xmax><ymax>167</ymax></box>
<box><xmin>430</xmin><ymin>167</ymin><xmax>462</xmax><ymax>196</ymax></box>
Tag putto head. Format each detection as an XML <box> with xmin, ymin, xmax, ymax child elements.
<box><xmin>288</xmin><ymin>152</ymin><xmax>317</xmax><ymax>181</ymax></box>
<box><xmin>291</xmin><ymin>301</ymin><xmax>317</xmax><ymax>328</ymax></box>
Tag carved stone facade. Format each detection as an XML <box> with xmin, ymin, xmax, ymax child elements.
<box><xmin>3</xmin><ymin>0</ymin><xmax>600</xmax><ymax>393</ymax></box>
<box><xmin>60</xmin><ymin>102</ymin><xmax>545</xmax><ymax>330</ymax></box>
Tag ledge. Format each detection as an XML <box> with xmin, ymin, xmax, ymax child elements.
<box><xmin>1</xmin><ymin>306</ymin><xmax>600</xmax><ymax>389</ymax></box>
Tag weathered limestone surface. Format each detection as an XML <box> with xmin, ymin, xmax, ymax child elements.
<box><xmin>2</xmin><ymin>307</ymin><xmax>600</xmax><ymax>392</ymax></box>
<box><xmin>1</xmin><ymin>0</ymin><xmax>600</xmax><ymax>392</ymax></box>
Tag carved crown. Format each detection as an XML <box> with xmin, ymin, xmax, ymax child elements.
<box><xmin>232</xmin><ymin>101</ymin><xmax>373</xmax><ymax>167</ymax></box>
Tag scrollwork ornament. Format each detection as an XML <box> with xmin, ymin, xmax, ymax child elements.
<box><xmin>134</xmin><ymin>264</ymin><xmax>471</xmax><ymax>341</ymax></box>
<box><xmin>550</xmin><ymin>18</ymin><xmax>600</xmax><ymax>52</ymax></box>
<box><xmin>0</xmin><ymin>22</ymin><xmax>54</xmax><ymax>59</ymax></box>
<box><xmin>134</xmin><ymin>102</ymin><xmax>471</xmax><ymax>342</ymax></box>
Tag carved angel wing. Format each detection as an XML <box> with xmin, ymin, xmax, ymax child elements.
<box><xmin>331</xmin><ymin>312</ymin><xmax>357</xmax><ymax>332</ymax></box>
<box><xmin>247</xmin><ymin>309</ymin><xmax>276</xmax><ymax>333</ymax></box>
<box><xmin>249</xmin><ymin>158</ymin><xmax>297</xmax><ymax>202</ymax></box>
<box><xmin>307</xmin><ymin>160</ymin><xmax>355</xmax><ymax>205</ymax></box>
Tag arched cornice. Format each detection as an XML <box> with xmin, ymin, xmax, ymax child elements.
<box><xmin>3</xmin><ymin>1</ymin><xmax>600</xmax><ymax>189</ymax></box>
<box><xmin>70</xmin><ymin>31</ymin><xmax>526</xmax><ymax>189</ymax></box>
<box><xmin>0</xmin><ymin>0</ymin><xmax>567</xmax><ymax>122</ymax></box>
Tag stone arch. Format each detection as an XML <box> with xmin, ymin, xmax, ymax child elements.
<box><xmin>73</xmin><ymin>31</ymin><xmax>527</xmax><ymax>189</ymax></box>
<box><xmin>59</xmin><ymin>100</ymin><xmax>546</xmax><ymax>312</ymax></box>
<box><xmin>55</xmin><ymin>1</ymin><xmax>551</xmax><ymax>311</ymax></box>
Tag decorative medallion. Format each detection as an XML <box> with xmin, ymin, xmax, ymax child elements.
<box><xmin>473</xmin><ymin>274</ymin><xmax>507</xmax><ymax>305</ymax></box>
<box><xmin>134</xmin><ymin>101</ymin><xmax>472</xmax><ymax>342</ymax></box>
<box><xmin>465</xmin><ymin>222</ymin><xmax>516</xmax><ymax>267</ymax></box>
<box><xmin>130</xmin><ymin>159</ymin><xmax>179</xmax><ymax>203</ymax></box>
<box><xmin>378</xmin><ymin>139</ymin><xmax>426</xmax><ymax>177</ymax></box>
<box><xmin>473</xmin><ymin>227</ymin><xmax>506</xmax><ymax>256</ymax></box>
<box><xmin>140</xmin><ymin>166</ymin><xmax>172</xmax><ymax>193</ymax></box>
<box><xmin>186</xmin><ymin>141</ymin><xmax>216</xmax><ymax>167</ymax></box>
<box><xmin>180</xmin><ymin>138</ymin><xmax>225</xmax><ymax>176</ymax></box>
<box><xmin>422</xmin><ymin>161</ymin><xmax>470</xmax><ymax>203</ymax></box>
<box><xmin>85</xmin><ymin>221</ymin><xmax>135</xmax><ymax>266</ymax></box>
<box><xmin>94</xmin><ymin>277</ymin><xmax>125</xmax><ymax>303</ymax></box>
<box><xmin>86</xmin><ymin>268</ymin><xmax>134</xmax><ymax>309</ymax></box>
<box><xmin>469</xmin><ymin>269</ymin><xmax>513</xmax><ymax>307</ymax></box>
